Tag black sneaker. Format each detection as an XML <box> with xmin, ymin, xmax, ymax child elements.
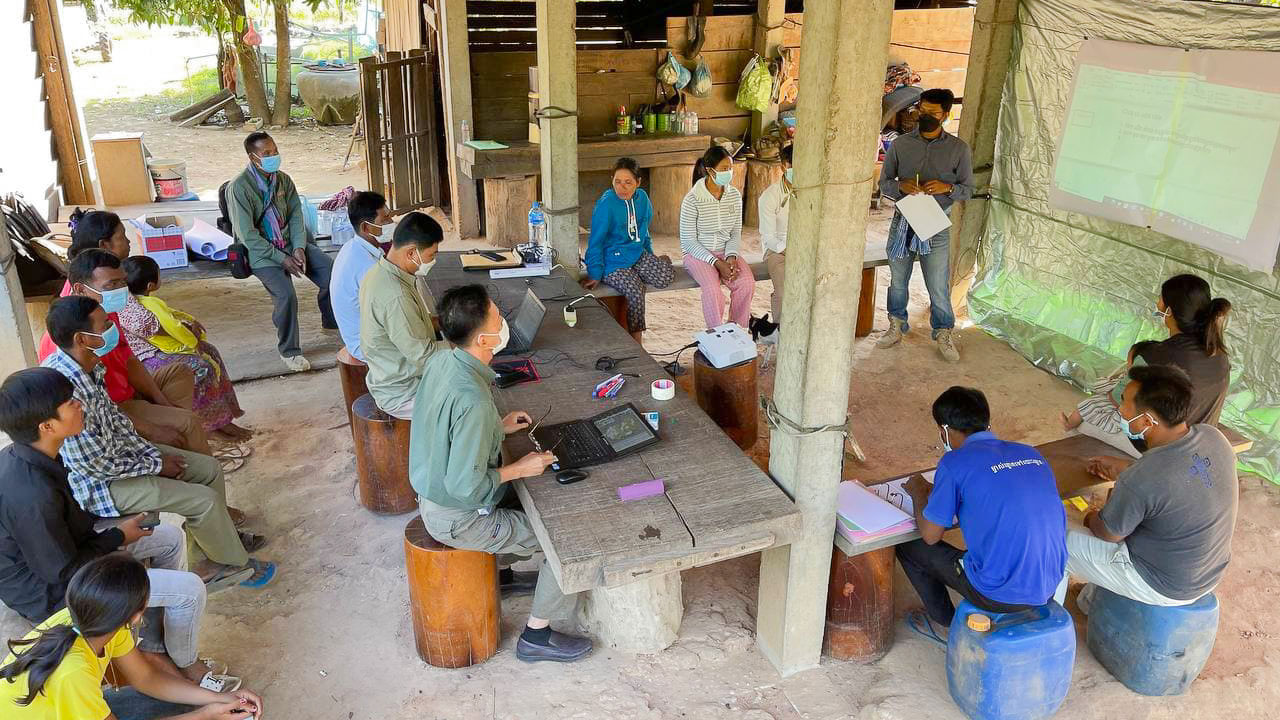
<box><xmin>516</xmin><ymin>630</ymin><xmax>593</xmax><ymax>663</ymax></box>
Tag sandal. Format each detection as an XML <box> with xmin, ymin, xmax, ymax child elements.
<box><xmin>202</xmin><ymin>564</ymin><xmax>256</xmax><ymax>593</ymax></box>
<box><xmin>906</xmin><ymin>609</ymin><xmax>948</xmax><ymax>647</ymax></box>
<box><xmin>238</xmin><ymin>531</ymin><xmax>268</xmax><ymax>553</ymax></box>
<box><xmin>239</xmin><ymin>559</ymin><xmax>277</xmax><ymax>588</ymax></box>
<box><xmin>227</xmin><ymin>507</ymin><xmax>248</xmax><ymax>528</ymax></box>
<box><xmin>219</xmin><ymin>456</ymin><xmax>246</xmax><ymax>474</ymax></box>
<box><xmin>214</xmin><ymin>444</ymin><xmax>253</xmax><ymax>460</ymax></box>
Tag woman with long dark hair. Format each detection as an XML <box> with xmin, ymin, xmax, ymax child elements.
<box><xmin>679</xmin><ymin>145</ymin><xmax>754</xmax><ymax>329</ymax></box>
<box><xmin>580</xmin><ymin>157</ymin><xmax>675</xmax><ymax>342</ymax></box>
<box><xmin>69</xmin><ymin>209</ymin><xmax>130</xmax><ymax>261</ymax></box>
<box><xmin>1063</xmin><ymin>273</ymin><xmax>1232</xmax><ymax>455</ymax></box>
<box><xmin>1</xmin><ymin>554</ymin><xmax>263</xmax><ymax>719</ymax></box>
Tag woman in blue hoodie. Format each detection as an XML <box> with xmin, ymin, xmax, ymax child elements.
<box><xmin>581</xmin><ymin>157</ymin><xmax>674</xmax><ymax>341</ymax></box>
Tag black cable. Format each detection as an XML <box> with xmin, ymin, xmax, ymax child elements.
<box><xmin>648</xmin><ymin>341</ymin><xmax>697</xmax><ymax>358</ymax></box>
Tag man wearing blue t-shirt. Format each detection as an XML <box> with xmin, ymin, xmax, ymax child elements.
<box><xmin>897</xmin><ymin>387</ymin><xmax>1068</xmax><ymax>628</ymax></box>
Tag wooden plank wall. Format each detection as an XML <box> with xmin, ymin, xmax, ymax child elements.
<box><xmin>383</xmin><ymin>0</ymin><xmax>425</xmax><ymax>52</ymax></box>
<box><xmin>665</xmin><ymin>7</ymin><xmax>975</xmax><ymax>141</ymax></box>
<box><xmin>6</xmin><ymin>0</ymin><xmax>70</xmax><ymax>219</ymax></box>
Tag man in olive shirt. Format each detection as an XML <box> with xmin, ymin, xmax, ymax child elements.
<box><xmin>1067</xmin><ymin>365</ymin><xmax>1238</xmax><ymax>611</ymax></box>
<box><xmin>228</xmin><ymin>131</ymin><xmax>336</xmax><ymax>373</ymax></box>
<box><xmin>358</xmin><ymin>212</ymin><xmax>443</xmax><ymax>419</ymax></box>
<box><xmin>410</xmin><ymin>284</ymin><xmax>592</xmax><ymax>663</ymax></box>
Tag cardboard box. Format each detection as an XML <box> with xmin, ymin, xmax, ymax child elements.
<box><xmin>91</xmin><ymin>132</ymin><xmax>154</xmax><ymax>206</ymax></box>
<box><xmin>133</xmin><ymin>215</ymin><xmax>188</xmax><ymax>269</ymax></box>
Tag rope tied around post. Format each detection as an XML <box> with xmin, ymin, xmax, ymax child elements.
<box><xmin>760</xmin><ymin>396</ymin><xmax>866</xmax><ymax>463</ymax></box>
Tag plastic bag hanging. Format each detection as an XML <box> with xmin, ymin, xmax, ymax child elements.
<box><xmin>689</xmin><ymin>57</ymin><xmax>713</xmax><ymax>98</ymax></box>
<box><xmin>243</xmin><ymin>18</ymin><xmax>261</xmax><ymax>47</ymax></box>
<box><xmin>736</xmin><ymin>54</ymin><xmax>773</xmax><ymax>113</ymax></box>
<box><xmin>658</xmin><ymin>52</ymin><xmax>691</xmax><ymax>90</ymax></box>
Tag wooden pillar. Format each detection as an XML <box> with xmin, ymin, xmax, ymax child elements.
<box><xmin>582</xmin><ymin>573</ymin><xmax>683</xmax><ymax>653</ymax></box>
<box><xmin>949</xmin><ymin>0</ymin><xmax>1020</xmax><ymax>311</ymax></box>
<box><xmin>823</xmin><ymin>546</ymin><xmax>894</xmax><ymax>662</ymax></box>
<box><xmin>755</xmin><ymin>0</ymin><xmax>892</xmax><ymax>677</ymax></box>
<box><xmin>535</xmin><ymin>0</ymin><xmax>580</xmax><ymax>273</ymax></box>
<box><xmin>0</xmin><ymin>211</ymin><xmax>37</xmax><ymax>379</ymax></box>
<box><xmin>751</xmin><ymin>0</ymin><xmax>787</xmax><ymax>141</ymax></box>
<box><xmin>437</xmin><ymin>0</ymin><xmax>481</xmax><ymax>238</ymax></box>
<box><xmin>28</xmin><ymin>0</ymin><xmax>95</xmax><ymax>205</ymax></box>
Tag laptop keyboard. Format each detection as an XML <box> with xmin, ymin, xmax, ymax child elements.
<box><xmin>552</xmin><ymin>423</ymin><xmax>612</xmax><ymax>466</ymax></box>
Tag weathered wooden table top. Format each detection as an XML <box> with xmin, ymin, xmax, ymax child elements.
<box><xmin>424</xmin><ymin>252</ymin><xmax>801</xmax><ymax>594</ymax></box>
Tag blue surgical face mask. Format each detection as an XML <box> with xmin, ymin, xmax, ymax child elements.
<box><xmin>256</xmin><ymin>153</ymin><xmax>282</xmax><ymax>173</ymax></box>
<box><xmin>1121</xmin><ymin>412</ymin><xmax>1155</xmax><ymax>441</ymax></box>
<box><xmin>86</xmin><ymin>284</ymin><xmax>128</xmax><ymax>314</ymax></box>
<box><xmin>82</xmin><ymin>323</ymin><xmax>120</xmax><ymax>357</ymax></box>
<box><xmin>714</xmin><ymin>169</ymin><xmax>733</xmax><ymax>187</ymax></box>
<box><xmin>784</xmin><ymin>168</ymin><xmax>794</xmax><ymax>184</ymax></box>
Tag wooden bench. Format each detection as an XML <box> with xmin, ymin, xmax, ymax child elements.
<box><xmin>590</xmin><ymin>236</ymin><xmax>891</xmax><ymax>337</ymax></box>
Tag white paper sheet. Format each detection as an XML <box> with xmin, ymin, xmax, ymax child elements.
<box><xmin>868</xmin><ymin>470</ymin><xmax>935</xmax><ymax>516</ymax></box>
<box><xmin>183</xmin><ymin>218</ymin><xmax>234</xmax><ymax>261</ymax></box>
<box><xmin>836</xmin><ymin>481</ymin><xmax>912</xmax><ymax>534</ymax></box>
<box><xmin>895</xmin><ymin>193</ymin><xmax>952</xmax><ymax>241</ymax></box>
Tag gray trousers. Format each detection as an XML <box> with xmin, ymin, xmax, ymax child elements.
<box><xmin>252</xmin><ymin>243</ymin><xmax>336</xmax><ymax>357</ymax></box>
<box><xmin>419</xmin><ymin>496</ymin><xmax>579</xmax><ymax>622</ymax></box>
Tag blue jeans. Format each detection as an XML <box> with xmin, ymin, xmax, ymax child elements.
<box><xmin>886</xmin><ymin>227</ymin><xmax>954</xmax><ymax>338</ymax></box>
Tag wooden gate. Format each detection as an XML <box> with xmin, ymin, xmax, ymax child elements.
<box><xmin>359</xmin><ymin>49</ymin><xmax>443</xmax><ymax>213</ymax></box>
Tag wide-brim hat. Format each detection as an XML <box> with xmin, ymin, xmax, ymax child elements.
<box><xmin>881</xmin><ymin>85</ymin><xmax>922</xmax><ymax>127</ymax></box>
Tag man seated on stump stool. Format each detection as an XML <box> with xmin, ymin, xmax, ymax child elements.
<box><xmin>897</xmin><ymin>387</ymin><xmax>1067</xmax><ymax>633</ymax></box>
<box><xmin>359</xmin><ymin>211</ymin><xmax>444</xmax><ymax>420</ymax></box>
<box><xmin>1066</xmin><ymin>364</ymin><xmax>1237</xmax><ymax>613</ymax></box>
<box><xmin>410</xmin><ymin>284</ymin><xmax>591</xmax><ymax>663</ymax></box>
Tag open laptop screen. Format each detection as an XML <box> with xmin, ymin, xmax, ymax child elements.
<box><xmin>593</xmin><ymin>406</ymin><xmax>655</xmax><ymax>453</ymax></box>
<box><xmin>510</xmin><ymin>289</ymin><xmax>546</xmax><ymax>344</ymax></box>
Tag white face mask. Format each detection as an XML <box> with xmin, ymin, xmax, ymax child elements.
<box><xmin>413</xmin><ymin>250</ymin><xmax>436</xmax><ymax>277</ymax></box>
<box><xmin>368</xmin><ymin>219</ymin><xmax>397</xmax><ymax>240</ymax></box>
<box><xmin>480</xmin><ymin>318</ymin><xmax>510</xmax><ymax>354</ymax></box>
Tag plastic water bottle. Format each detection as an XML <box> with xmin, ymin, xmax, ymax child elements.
<box><xmin>528</xmin><ymin>201</ymin><xmax>547</xmax><ymax>258</ymax></box>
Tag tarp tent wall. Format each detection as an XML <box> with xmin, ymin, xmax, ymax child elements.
<box><xmin>968</xmin><ymin>0</ymin><xmax>1280</xmax><ymax>480</ymax></box>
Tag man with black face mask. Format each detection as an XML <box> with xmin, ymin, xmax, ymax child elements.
<box><xmin>877</xmin><ymin>88</ymin><xmax>974</xmax><ymax>363</ymax></box>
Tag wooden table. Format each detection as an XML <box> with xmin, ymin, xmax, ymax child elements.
<box><xmin>423</xmin><ymin>252</ymin><xmax>801</xmax><ymax>652</ymax></box>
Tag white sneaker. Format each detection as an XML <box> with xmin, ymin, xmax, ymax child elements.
<box><xmin>281</xmin><ymin>354</ymin><xmax>311</xmax><ymax>372</ymax></box>
<box><xmin>876</xmin><ymin>318</ymin><xmax>905</xmax><ymax>348</ymax></box>
<box><xmin>936</xmin><ymin>329</ymin><xmax>960</xmax><ymax>362</ymax></box>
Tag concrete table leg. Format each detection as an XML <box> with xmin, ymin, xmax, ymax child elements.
<box><xmin>582</xmin><ymin>572</ymin><xmax>683</xmax><ymax>653</ymax></box>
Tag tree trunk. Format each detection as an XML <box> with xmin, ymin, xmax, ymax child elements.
<box><xmin>222</xmin><ymin>0</ymin><xmax>271</xmax><ymax>122</ymax></box>
<box><xmin>270</xmin><ymin>0</ymin><xmax>292</xmax><ymax>128</ymax></box>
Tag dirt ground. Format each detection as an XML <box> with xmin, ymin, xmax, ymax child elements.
<box><xmin>10</xmin><ymin>11</ymin><xmax>1276</xmax><ymax>718</ymax></box>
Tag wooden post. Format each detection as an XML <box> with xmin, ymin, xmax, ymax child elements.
<box><xmin>0</xmin><ymin>211</ymin><xmax>36</xmax><ymax>379</ymax></box>
<box><xmin>755</xmin><ymin>0</ymin><xmax>893</xmax><ymax>677</ymax></box>
<box><xmin>28</xmin><ymin>0</ymin><xmax>95</xmax><ymax>205</ymax></box>
<box><xmin>949</xmin><ymin>0</ymin><xmax>1019</xmax><ymax>311</ymax></box>
<box><xmin>535</xmin><ymin>0</ymin><xmax>580</xmax><ymax>274</ymax></box>
<box><xmin>751</xmin><ymin>0</ymin><xmax>787</xmax><ymax>141</ymax></box>
<box><xmin>437</xmin><ymin>0</ymin><xmax>481</xmax><ymax>238</ymax></box>
<box><xmin>582</xmin><ymin>573</ymin><xmax>683</xmax><ymax>653</ymax></box>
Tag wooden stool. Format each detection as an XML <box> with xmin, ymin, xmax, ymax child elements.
<box><xmin>692</xmin><ymin>350</ymin><xmax>759</xmax><ymax>451</ymax></box>
<box><xmin>597</xmin><ymin>294</ymin><xmax>629</xmax><ymax>331</ymax></box>
<box><xmin>351</xmin><ymin>394</ymin><xmax>417</xmax><ymax>514</ymax></box>
<box><xmin>823</xmin><ymin>545</ymin><xmax>894</xmax><ymax>662</ymax></box>
<box><xmin>403</xmin><ymin>516</ymin><xmax>500</xmax><ymax>668</ymax></box>
<box><xmin>336</xmin><ymin>348</ymin><xmax>369</xmax><ymax>427</ymax></box>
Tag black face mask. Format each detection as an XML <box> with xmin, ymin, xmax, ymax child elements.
<box><xmin>917</xmin><ymin>114</ymin><xmax>942</xmax><ymax>133</ymax></box>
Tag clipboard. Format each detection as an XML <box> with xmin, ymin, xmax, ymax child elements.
<box><xmin>461</xmin><ymin>250</ymin><xmax>523</xmax><ymax>270</ymax></box>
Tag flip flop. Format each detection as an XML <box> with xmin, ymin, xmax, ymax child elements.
<box><xmin>238</xmin><ymin>531</ymin><xmax>268</xmax><ymax>553</ymax></box>
<box><xmin>214</xmin><ymin>444</ymin><xmax>253</xmax><ymax>460</ymax></box>
<box><xmin>219</xmin><ymin>456</ymin><xmax>246</xmax><ymax>474</ymax></box>
<box><xmin>906</xmin><ymin>609</ymin><xmax>948</xmax><ymax>646</ymax></box>
<box><xmin>227</xmin><ymin>507</ymin><xmax>248</xmax><ymax>528</ymax></box>
<box><xmin>239</xmin><ymin>559</ymin><xmax>277</xmax><ymax>588</ymax></box>
<box><xmin>203</xmin><ymin>564</ymin><xmax>256</xmax><ymax>593</ymax></box>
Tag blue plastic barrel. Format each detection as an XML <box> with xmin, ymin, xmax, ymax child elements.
<box><xmin>1086</xmin><ymin>587</ymin><xmax>1218</xmax><ymax>696</ymax></box>
<box><xmin>946</xmin><ymin>601</ymin><xmax>1075</xmax><ymax>720</ymax></box>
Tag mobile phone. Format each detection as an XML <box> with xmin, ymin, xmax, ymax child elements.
<box><xmin>139</xmin><ymin>511</ymin><xmax>161</xmax><ymax>530</ymax></box>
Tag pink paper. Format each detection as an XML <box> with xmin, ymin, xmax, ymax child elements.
<box><xmin>618</xmin><ymin>479</ymin><xmax>665</xmax><ymax>502</ymax></box>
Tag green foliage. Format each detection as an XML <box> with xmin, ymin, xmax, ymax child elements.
<box><xmin>108</xmin><ymin>0</ymin><xmax>236</xmax><ymax>35</ymax></box>
<box><xmin>297</xmin><ymin>39</ymin><xmax>373</xmax><ymax>62</ymax></box>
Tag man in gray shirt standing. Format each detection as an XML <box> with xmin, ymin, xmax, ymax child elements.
<box><xmin>877</xmin><ymin>88</ymin><xmax>974</xmax><ymax>362</ymax></box>
<box><xmin>1067</xmin><ymin>364</ymin><xmax>1238</xmax><ymax>611</ymax></box>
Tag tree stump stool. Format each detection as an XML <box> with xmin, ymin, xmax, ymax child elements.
<box><xmin>692</xmin><ymin>350</ymin><xmax>759</xmax><ymax>451</ymax></box>
<box><xmin>823</xmin><ymin>545</ymin><xmax>895</xmax><ymax>662</ymax></box>
<box><xmin>351</xmin><ymin>394</ymin><xmax>417</xmax><ymax>514</ymax></box>
<box><xmin>336</xmin><ymin>348</ymin><xmax>369</xmax><ymax>428</ymax></box>
<box><xmin>745</xmin><ymin>158</ymin><xmax>785</xmax><ymax>228</ymax></box>
<box><xmin>597</xmin><ymin>295</ymin><xmax>629</xmax><ymax>331</ymax></box>
<box><xmin>403</xmin><ymin>515</ymin><xmax>500</xmax><ymax>668</ymax></box>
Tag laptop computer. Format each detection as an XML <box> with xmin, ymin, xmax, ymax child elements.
<box><xmin>531</xmin><ymin>403</ymin><xmax>661</xmax><ymax>471</ymax></box>
<box><xmin>497</xmin><ymin>288</ymin><xmax>547</xmax><ymax>356</ymax></box>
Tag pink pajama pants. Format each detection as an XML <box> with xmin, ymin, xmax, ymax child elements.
<box><xmin>683</xmin><ymin>252</ymin><xmax>755</xmax><ymax>329</ymax></box>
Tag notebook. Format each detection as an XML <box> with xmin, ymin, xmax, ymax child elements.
<box><xmin>835</xmin><ymin>481</ymin><xmax>915</xmax><ymax>546</ymax></box>
<box><xmin>461</xmin><ymin>250</ymin><xmax>523</xmax><ymax>270</ymax></box>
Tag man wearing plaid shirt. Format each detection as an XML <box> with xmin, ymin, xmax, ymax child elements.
<box><xmin>40</xmin><ymin>296</ymin><xmax>275</xmax><ymax>588</ymax></box>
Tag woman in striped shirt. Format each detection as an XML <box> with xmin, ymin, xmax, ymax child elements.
<box><xmin>679</xmin><ymin>146</ymin><xmax>754</xmax><ymax>329</ymax></box>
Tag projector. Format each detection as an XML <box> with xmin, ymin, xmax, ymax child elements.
<box><xmin>694</xmin><ymin>323</ymin><xmax>757</xmax><ymax>368</ymax></box>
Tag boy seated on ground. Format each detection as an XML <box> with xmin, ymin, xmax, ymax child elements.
<box><xmin>39</xmin><ymin>296</ymin><xmax>276</xmax><ymax>590</ymax></box>
<box><xmin>1066</xmin><ymin>364</ymin><xmax>1238</xmax><ymax>612</ymax></box>
<box><xmin>896</xmin><ymin>387</ymin><xmax>1068</xmax><ymax>633</ymax></box>
<box><xmin>0</xmin><ymin>367</ymin><xmax>243</xmax><ymax>688</ymax></box>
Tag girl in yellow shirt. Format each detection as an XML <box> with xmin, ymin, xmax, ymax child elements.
<box><xmin>0</xmin><ymin>554</ymin><xmax>263</xmax><ymax>720</ymax></box>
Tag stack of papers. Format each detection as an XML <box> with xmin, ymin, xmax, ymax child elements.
<box><xmin>835</xmin><ymin>481</ymin><xmax>915</xmax><ymax>545</ymax></box>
